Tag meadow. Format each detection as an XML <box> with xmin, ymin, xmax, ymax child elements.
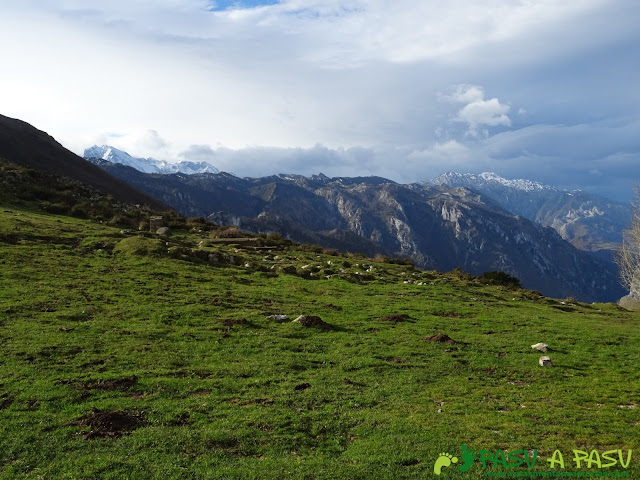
<box><xmin>0</xmin><ymin>205</ymin><xmax>638</xmax><ymax>479</ymax></box>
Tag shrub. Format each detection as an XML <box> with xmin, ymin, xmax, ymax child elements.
<box><xmin>113</xmin><ymin>236</ymin><xmax>166</xmax><ymax>257</ymax></box>
<box><xmin>478</xmin><ymin>270</ymin><xmax>522</xmax><ymax>289</ymax></box>
<box><xmin>39</xmin><ymin>201</ymin><xmax>68</xmax><ymax>214</ymax></box>
<box><xmin>212</xmin><ymin>227</ymin><xmax>250</xmax><ymax>239</ymax></box>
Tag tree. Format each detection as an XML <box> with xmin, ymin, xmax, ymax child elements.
<box><xmin>617</xmin><ymin>186</ymin><xmax>640</xmax><ymax>296</ymax></box>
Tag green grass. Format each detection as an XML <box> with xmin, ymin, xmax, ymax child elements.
<box><xmin>0</xmin><ymin>206</ymin><xmax>638</xmax><ymax>479</ymax></box>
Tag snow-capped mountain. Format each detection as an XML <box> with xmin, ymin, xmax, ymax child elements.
<box><xmin>423</xmin><ymin>172</ymin><xmax>557</xmax><ymax>194</ymax></box>
<box><xmin>423</xmin><ymin>172</ymin><xmax>630</xmax><ymax>254</ymax></box>
<box><xmin>84</xmin><ymin>145</ymin><xmax>219</xmax><ymax>175</ymax></box>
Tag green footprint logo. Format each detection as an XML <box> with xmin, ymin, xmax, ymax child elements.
<box><xmin>434</xmin><ymin>452</ymin><xmax>458</xmax><ymax>475</ymax></box>
<box><xmin>458</xmin><ymin>445</ymin><xmax>476</xmax><ymax>472</ymax></box>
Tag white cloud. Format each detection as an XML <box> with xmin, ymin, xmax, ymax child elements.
<box><xmin>0</xmin><ymin>0</ymin><xmax>638</xmax><ymax>201</ymax></box>
<box><xmin>444</xmin><ymin>85</ymin><xmax>511</xmax><ymax>136</ymax></box>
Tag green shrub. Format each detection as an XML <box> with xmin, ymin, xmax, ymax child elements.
<box><xmin>478</xmin><ymin>270</ymin><xmax>522</xmax><ymax>289</ymax></box>
<box><xmin>113</xmin><ymin>236</ymin><xmax>166</xmax><ymax>257</ymax></box>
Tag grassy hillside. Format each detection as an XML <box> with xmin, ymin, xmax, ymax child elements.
<box><xmin>1</xmin><ymin>203</ymin><xmax>638</xmax><ymax>479</ymax></box>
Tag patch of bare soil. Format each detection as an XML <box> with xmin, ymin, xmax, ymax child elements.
<box><xmin>379</xmin><ymin>314</ymin><xmax>411</xmax><ymax>323</ymax></box>
<box><xmin>73</xmin><ymin>408</ymin><xmax>145</xmax><ymax>438</ymax></box>
<box><xmin>425</xmin><ymin>333</ymin><xmax>460</xmax><ymax>345</ymax></box>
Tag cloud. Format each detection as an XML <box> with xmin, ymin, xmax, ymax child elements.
<box><xmin>179</xmin><ymin>145</ymin><xmax>217</xmax><ymax>163</ymax></box>
<box><xmin>135</xmin><ymin>130</ymin><xmax>169</xmax><ymax>153</ymax></box>
<box><xmin>445</xmin><ymin>85</ymin><xmax>511</xmax><ymax>136</ymax></box>
<box><xmin>0</xmin><ymin>0</ymin><xmax>639</xmax><ymax>202</ymax></box>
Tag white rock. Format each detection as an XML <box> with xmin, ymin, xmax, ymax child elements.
<box><xmin>539</xmin><ymin>356</ymin><xmax>552</xmax><ymax>367</ymax></box>
<box><xmin>531</xmin><ymin>343</ymin><xmax>548</xmax><ymax>353</ymax></box>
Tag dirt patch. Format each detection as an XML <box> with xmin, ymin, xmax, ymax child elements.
<box><xmin>167</xmin><ymin>412</ymin><xmax>191</xmax><ymax>426</ymax></box>
<box><xmin>73</xmin><ymin>408</ymin><xmax>145</xmax><ymax>438</ymax></box>
<box><xmin>293</xmin><ymin>315</ymin><xmax>334</xmax><ymax>330</ymax></box>
<box><xmin>379</xmin><ymin>314</ymin><xmax>410</xmax><ymax>323</ymax></box>
<box><xmin>552</xmin><ymin>305</ymin><xmax>577</xmax><ymax>313</ymax></box>
<box><xmin>220</xmin><ymin>318</ymin><xmax>248</xmax><ymax>327</ymax></box>
<box><xmin>220</xmin><ymin>318</ymin><xmax>249</xmax><ymax>337</ymax></box>
<box><xmin>83</xmin><ymin>376</ymin><xmax>138</xmax><ymax>391</ymax></box>
<box><xmin>324</xmin><ymin>304</ymin><xmax>343</xmax><ymax>310</ymax></box>
<box><xmin>425</xmin><ymin>333</ymin><xmax>460</xmax><ymax>345</ymax></box>
<box><xmin>432</xmin><ymin>311</ymin><xmax>466</xmax><ymax>318</ymax></box>
<box><xmin>385</xmin><ymin>356</ymin><xmax>403</xmax><ymax>364</ymax></box>
<box><xmin>294</xmin><ymin>383</ymin><xmax>311</xmax><ymax>391</ymax></box>
<box><xmin>0</xmin><ymin>393</ymin><xmax>13</xmax><ymax>410</ymax></box>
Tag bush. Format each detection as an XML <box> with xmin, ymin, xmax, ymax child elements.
<box><xmin>113</xmin><ymin>236</ymin><xmax>166</xmax><ymax>257</ymax></box>
<box><xmin>70</xmin><ymin>203</ymin><xmax>90</xmax><ymax>219</ymax></box>
<box><xmin>300</xmin><ymin>244</ymin><xmax>324</xmax><ymax>254</ymax></box>
<box><xmin>372</xmin><ymin>254</ymin><xmax>413</xmax><ymax>265</ymax></box>
<box><xmin>478</xmin><ymin>271</ymin><xmax>522</xmax><ymax>289</ymax></box>
<box><xmin>39</xmin><ymin>201</ymin><xmax>68</xmax><ymax>214</ymax></box>
<box><xmin>212</xmin><ymin>227</ymin><xmax>250</xmax><ymax>239</ymax></box>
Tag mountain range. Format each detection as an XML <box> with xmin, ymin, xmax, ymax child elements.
<box><xmin>0</xmin><ymin>114</ymin><xmax>627</xmax><ymax>303</ymax></box>
<box><xmin>84</xmin><ymin>145</ymin><xmax>219</xmax><ymax>175</ymax></box>
<box><xmin>424</xmin><ymin>172</ymin><xmax>630</xmax><ymax>258</ymax></box>
<box><xmin>85</xmin><ymin>156</ymin><xmax>627</xmax><ymax>302</ymax></box>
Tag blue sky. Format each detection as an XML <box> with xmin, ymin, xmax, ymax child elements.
<box><xmin>209</xmin><ymin>0</ymin><xmax>279</xmax><ymax>11</ymax></box>
<box><xmin>0</xmin><ymin>0</ymin><xmax>638</xmax><ymax>200</ymax></box>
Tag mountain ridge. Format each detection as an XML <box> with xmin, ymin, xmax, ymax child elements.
<box><xmin>84</xmin><ymin>145</ymin><xmax>219</xmax><ymax>175</ymax></box>
<box><xmin>423</xmin><ymin>171</ymin><xmax>630</xmax><ymax>253</ymax></box>
<box><xmin>0</xmin><ymin>115</ymin><xmax>164</xmax><ymax>209</ymax></box>
<box><xmin>88</xmin><ymin>159</ymin><xmax>625</xmax><ymax>302</ymax></box>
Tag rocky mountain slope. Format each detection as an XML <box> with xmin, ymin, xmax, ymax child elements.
<box><xmin>88</xmin><ymin>160</ymin><xmax>625</xmax><ymax>302</ymax></box>
<box><xmin>0</xmin><ymin>115</ymin><xmax>163</xmax><ymax>208</ymax></box>
<box><xmin>424</xmin><ymin>172</ymin><xmax>631</xmax><ymax>255</ymax></box>
<box><xmin>84</xmin><ymin>145</ymin><xmax>219</xmax><ymax>175</ymax></box>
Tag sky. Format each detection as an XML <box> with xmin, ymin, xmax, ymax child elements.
<box><xmin>0</xmin><ymin>0</ymin><xmax>639</xmax><ymax>200</ymax></box>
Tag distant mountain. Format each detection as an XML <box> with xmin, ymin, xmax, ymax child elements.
<box><xmin>424</xmin><ymin>172</ymin><xmax>631</xmax><ymax>254</ymax></box>
<box><xmin>84</xmin><ymin>145</ymin><xmax>219</xmax><ymax>175</ymax></box>
<box><xmin>0</xmin><ymin>114</ymin><xmax>163</xmax><ymax>208</ymax></box>
<box><xmin>88</xmin><ymin>160</ymin><xmax>625</xmax><ymax>302</ymax></box>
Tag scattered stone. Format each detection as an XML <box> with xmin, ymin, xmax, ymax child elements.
<box><xmin>120</xmin><ymin>229</ymin><xmax>132</xmax><ymax>235</ymax></box>
<box><xmin>294</xmin><ymin>383</ymin><xmax>311</xmax><ymax>391</ymax></box>
<box><xmin>539</xmin><ymin>356</ymin><xmax>552</xmax><ymax>367</ymax></box>
<box><xmin>293</xmin><ymin>315</ymin><xmax>333</xmax><ymax>330</ymax></box>
<box><xmin>426</xmin><ymin>333</ymin><xmax>459</xmax><ymax>345</ymax></box>
<box><xmin>379</xmin><ymin>314</ymin><xmax>410</xmax><ymax>323</ymax></box>
<box><xmin>156</xmin><ymin>227</ymin><xmax>172</xmax><ymax>236</ymax></box>
<box><xmin>531</xmin><ymin>343</ymin><xmax>549</xmax><ymax>353</ymax></box>
<box><xmin>267</xmin><ymin>314</ymin><xmax>289</xmax><ymax>323</ymax></box>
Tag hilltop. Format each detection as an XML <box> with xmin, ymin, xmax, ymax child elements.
<box><xmin>0</xmin><ymin>114</ymin><xmax>163</xmax><ymax>209</ymax></box>
<box><xmin>0</xmin><ymin>167</ymin><xmax>639</xmax><ymax>478</ymax></box>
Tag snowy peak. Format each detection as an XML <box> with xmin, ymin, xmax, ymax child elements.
<box><xmin>83</xmin><ymin>145</ymin><xmax>219</xmax><ymax>175</ymax></box>
<box><xmin>84</xmin><ymin>145</ymin><xmax>163</xmax><ymax>174</ymax></box>
<box><xmin>424</xmin><ymin>172</ymin><xmax>557</xmax><ymax>193</ymax></box>
<box><xmin>421</xmin><ymin>171</ymin><xmax>630</xmax><ymax>253</ymax></box>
